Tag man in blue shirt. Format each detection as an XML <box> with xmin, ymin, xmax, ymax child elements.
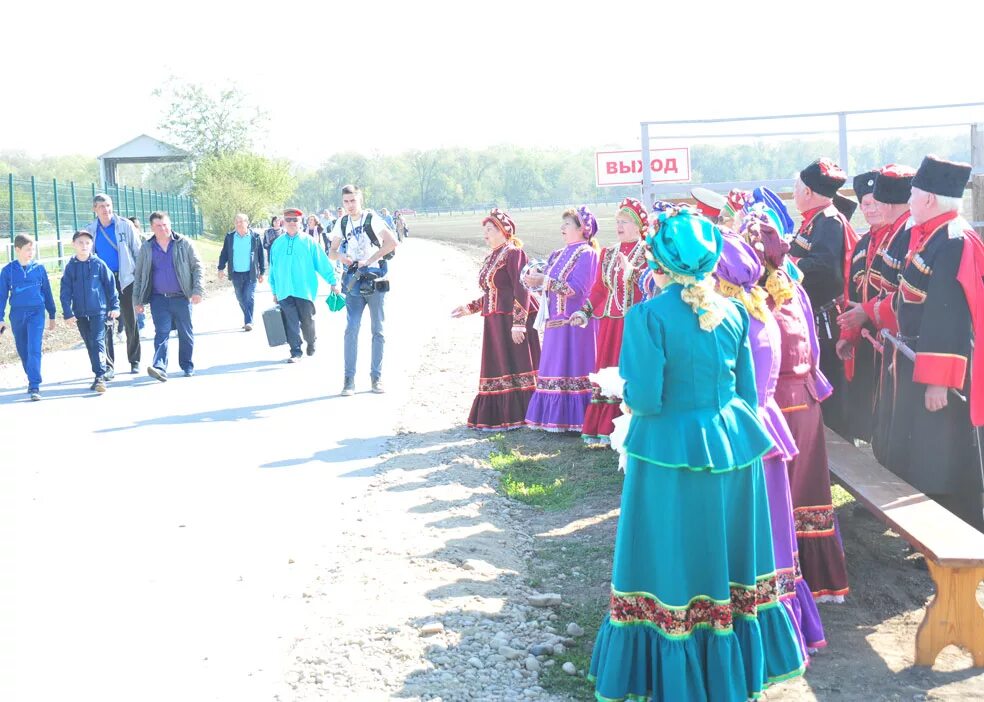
<box><xmin>268</xmin><ymin>208</ymin><xmax>339</xmax><ymax>363</ymax></box>
<box><xmin>218</xmin><ymin>213</ymin><xmax>266</xmax><ymax>331</ymax></box>
<box><xmin>85</xmin><ymin>194</ymin><xmax>143</xmax><ymax>376</ymax></box>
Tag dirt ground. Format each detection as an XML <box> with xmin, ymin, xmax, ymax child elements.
<box><xmin>400</xmin><ymin>222</ymin><xmax>984</xmax><ymax>701</ymax></box>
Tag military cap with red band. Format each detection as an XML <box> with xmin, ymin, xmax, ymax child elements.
<box><xmin>283</xmin><ymin>207</ymin><xmax>304</xmax><ymax>218</ymax></box>
<box><xmin>690</xmin><ymin>187</ymin><xmax>727</xmax><ymax>218</ymax></box>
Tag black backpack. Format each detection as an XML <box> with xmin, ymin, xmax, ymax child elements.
<box><xmin>338</xmin><ymin>211</ymin><xmax>395</xmax><ymax>260</ymax></box>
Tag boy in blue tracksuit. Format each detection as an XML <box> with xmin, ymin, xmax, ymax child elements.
<box><xmin>61</xmin><ymin>230</ymin><xmax>120</xmax><ymax>393</ymax></box>
<box><xmin>0</xmin><ymin>234</ymin><xmax>57</xmax><ymax>400</ymax></box>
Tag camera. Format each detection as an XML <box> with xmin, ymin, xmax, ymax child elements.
<box><xmin>345</xmin><ymin>262</ymin><xmax>390</xmax><ymax>297</ymax></box>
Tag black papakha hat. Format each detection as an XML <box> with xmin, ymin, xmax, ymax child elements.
<box><xmin>911</xmin><ymin>155</ymin><xmax>972</xmax><ymax>198</ymax></box>
<box><xmin>873</xmin><ymin>164</ymin><xmax>916</xmax><ymax>205</ymax></box>
<box><xmin>852</xmin><ymin>170</ymin><xmax>879</xmax><ymax>200</ymax></box>
<box><xmin>800</xmin><ymin>157</ymin><xmax>847</xmax><ymax>198</ymax></box>
<box><xmin>833</xmin><ymin>193</ymin><xmax>858</xmax><ymax>220</ymax></box>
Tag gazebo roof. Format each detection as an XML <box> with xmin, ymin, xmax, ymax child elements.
<box><xmin>98</xmin><ymin>134</ymin><xmax>190</xmax><ymax>162</ymax></box>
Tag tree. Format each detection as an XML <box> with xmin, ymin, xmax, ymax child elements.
<box><xmin>154</xmin><ymin>79</ymin><xmax>268</xmax><ymax>161</ymax></box>
<box><xmin>192</xmin><ymin>153</ymin><xmax>295</xmax><ymax>237</ymax></box>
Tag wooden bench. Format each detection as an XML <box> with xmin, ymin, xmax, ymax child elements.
<box><xmin>824</xmin><ymin>427</ymin><xmax>984</xmax><ymax>667</ymax></box>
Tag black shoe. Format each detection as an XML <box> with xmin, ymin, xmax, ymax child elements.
<box><xmin>104</xmin><ymin>369</ymin><xmax>115</xmax><ymax>381</ymax></box>
<box><xmin>371</xmin><ymin>378</ymin><xmax>385</xmax><ymax>394</ymax></box>
<box><xmin>183</xmin><ymin>369</ymin><xmax>195</xmax><ymax>377</ymax></box>
<box><xmin>306</xmin><ymin>341</ymin><xmax>316</xmax><ymax>356</ymax></box>
<box><xmin>341</xmin><ymin>377</ymin><xmax>355</xmax><ymax>396</ymax></box>
<box><xmin>28</xmin><ymin>390</ymin><xmax>41</xmax><ymax>401</ymax></box>
<box><xmin>287</xmin><ymin>354</ymin><xmax>302</xmax><ymax>364</ymax></box>
<box><xmin>147</xmin><ymin>366</ymin><xmax>168</xmax><ymax>382</ymax></box>
<box><xmin>94</xmin><ymin>377</ymin><xmax>107</xmax><ymax>393</ymax></box>
<box><xmin>130</xmin><ymin>362</ymin><xmax>140</xmax><ymax>374</ymax></box>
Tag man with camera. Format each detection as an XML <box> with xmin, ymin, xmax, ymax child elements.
<box><xmin>268</xmin><ymin>207</ymin><xmax>340</xmax><ymax>363</ymax></box>
<box><xmin>329</xmin><ymin>184</ymin><xmax>398</xmax><ymax>396</ymax></box>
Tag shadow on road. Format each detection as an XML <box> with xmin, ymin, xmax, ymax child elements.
<box><xmin>95</xmin><ymin>394</ymin><xmax>337</xmax><ymax>433</ymax></box>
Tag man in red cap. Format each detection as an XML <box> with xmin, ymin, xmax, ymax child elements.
<box><xmin>790</xmin><ymin>157</ymin><xmax>859</xmax><ymax>437</ymax></box>
<box><xmin>268</xmin><ymin>207</ymin><xmax>339</xmax><ymax>363</ymax></box>
<box><xmin>864</xmin><ymin>155</ymin><xmax>983</xmax><ymax>529</ymax></box>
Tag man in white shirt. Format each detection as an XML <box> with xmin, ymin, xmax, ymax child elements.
<box><xmin>328</xmin><ymin>184</ymin><xmax>398</xmax><ymax>396</ymax></box>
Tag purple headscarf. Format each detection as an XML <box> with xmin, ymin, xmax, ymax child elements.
<box><xmin>577</xmin><ymin>206</ymin><xmax>598</xmax><ymax>239</ymax></box>
<box><xmin>716</xmin><ymin>231</ymin><xmax>764</xmax><ymax>292</ymax></box>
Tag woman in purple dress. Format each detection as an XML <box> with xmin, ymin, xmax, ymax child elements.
<box><xmin>523</xmin><ymin>207</ymin><xmax>599</xmax><ymax>432</ymax></box>
<box><xmin>715</xmin><ymin>227</ymin><xmax>827</xmax><ymax>660</ymax></box>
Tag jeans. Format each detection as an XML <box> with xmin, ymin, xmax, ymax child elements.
<box><xmin>76</xmin><ymin>315</ymin><xmax>109</xmax><ymax>378</ymax></box>
<box><xmin>9</xmin><ymin>306</ymin><xmax>45</xmax><ymax>391</ymax></box>
<box><xmin>106</xmin><ymin>280</ymin><xmax>140</xmax><ymax>373</ymax></box>
<box><xmin>149</xmin><ymin>293</ymin><xmax>194</xmax><ymax>373</ymax></box>
<box><xmin>343</xmin><ymin>290</ymin><xmax>385</xmax><ymax>380</ymax></box>
<box><xmin>279</xmin><ymin>296</ymin><xmax>316</xmax><ymax>356</ymax></box>
<box><xmin>230</xmin><ymin>271</ymin><xmax>256</xmax><ymax>325</ymax></box>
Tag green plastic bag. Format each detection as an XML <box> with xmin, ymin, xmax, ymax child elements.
<box><xmin>326</xmin><ymin>290</ymin><xmax>345</xmax><ymax>312</ymax></box>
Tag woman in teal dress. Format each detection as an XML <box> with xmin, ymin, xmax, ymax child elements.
<box><xmin>590</xmin><ymin>206</ymin><xmax>805</xmax><ymax>702</ymax></box>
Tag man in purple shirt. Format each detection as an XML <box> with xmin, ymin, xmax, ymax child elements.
<box><xmin>133</xmin><ymin>211</ymin><xmax>203</xmax><ymax>382</ymax></box>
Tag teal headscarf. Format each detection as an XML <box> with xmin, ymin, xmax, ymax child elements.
<box><xmin>645</xmin><ymin>207</ymin><xmax>723</xmax><ymax>281</ymax></box>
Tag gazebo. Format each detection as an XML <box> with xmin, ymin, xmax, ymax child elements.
<box><xmin>97</xmin><ymin>134</ymin><xmax>191</xmax><ymax>188</ymax></box>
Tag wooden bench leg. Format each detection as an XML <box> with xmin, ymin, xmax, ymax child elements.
<box><xmin>915</xmin><ymin>562</ymin><xmax>984</xmax><ymax>667</ymax></box>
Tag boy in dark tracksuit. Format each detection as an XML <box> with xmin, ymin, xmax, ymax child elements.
<box><xmin>61</xmin><ymin>230</ymin><xmax>121</xmax><ymax>393</ymax></box>
<box><xmin>0</xmin><ymin>234</ymin><xmax>57</xmax><ymax>400</ymax></box>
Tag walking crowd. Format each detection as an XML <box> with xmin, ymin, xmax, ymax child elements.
<box><xmin>453</xmin><ymin>154</ymin><xmax>983</xmax><ymax>701</ymax></box>
<box><xmin>0</xmin><ymin>184</ymin><xmax>399</xmax><ymax>398</ymax></box>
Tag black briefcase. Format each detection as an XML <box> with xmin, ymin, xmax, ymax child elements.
<box><xmin>262</xmin><ymin>306</ymin><xmax>288</xmax><ymax>347</ymax></box>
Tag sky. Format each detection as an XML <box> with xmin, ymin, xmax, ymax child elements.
<box><xmin>3</xmin><ymin>0</ymin><xmax>983</xmax><ymax>166</ymax></box>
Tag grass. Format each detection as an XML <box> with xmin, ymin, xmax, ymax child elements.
<box><xmin>488</xmin><ymin>432</ymin><xmax>622</xmax><ymax>511</ymax></box>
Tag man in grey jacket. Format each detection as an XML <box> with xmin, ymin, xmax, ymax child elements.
<box><xmin>86</xmin><ymin>193</ymin><xmax>143</xmax><ymax>375</ymax></box>
<box><xmin>133</xmin><ymin>211</ymin><xmax>203</xmax><ymax>381</ymax></box>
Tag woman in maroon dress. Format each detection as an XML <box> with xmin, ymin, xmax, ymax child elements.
<box><xmin>742</xmin><ymin>212</ymin><xmax>850</xmax><ymax>602</ymax></box>
<box><xmin>453</xmin><ymin>208</ymin><xmax>541</xmax><ymax>430</ymax></box>
<box><xmin>572</xmin><ymin>198</ymin><xmax>648</xmax><ymax>444</ymax></box>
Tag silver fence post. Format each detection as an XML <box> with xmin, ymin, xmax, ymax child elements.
<box><xmin>838</xmin><ymin>112</ymin><xmax>849</xmax><ymax>171</ymax></box>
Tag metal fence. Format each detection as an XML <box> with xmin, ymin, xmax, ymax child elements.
<box><xmin>2</xmin><ymin>174</ymin><xmax>204</xmax><ymax>267</ymax></box>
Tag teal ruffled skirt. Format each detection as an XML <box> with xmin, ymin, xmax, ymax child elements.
<box><xmin>589</xmin><ymin>453</ymin><xmax>805</xmax><ymax>701</ymax></box>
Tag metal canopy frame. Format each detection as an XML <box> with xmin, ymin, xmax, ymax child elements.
<box><xmin>639</xmin><ymin>102</ymin><xmax>984</xmax><ymax>205</ymax></box>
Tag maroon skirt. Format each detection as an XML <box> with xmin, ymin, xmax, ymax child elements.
<box><xmin>779</xmin><ymin>376</ymin><xmax>850</xmax><ymax>600</ymax></box>
<box><xmin>467</xmin><ymin>313</ymin><xmax>541</xmax><ymax>431</ymax></box>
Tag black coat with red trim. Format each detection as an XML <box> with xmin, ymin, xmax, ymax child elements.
<box><xmin>879</xmin><ymin>217</ymin><xmax>974</xmax><ymax>494</ymax></box>
<box><xmin>790</xmin><ymin>205</ymin><xmax>846</xmax><ymax>311</ymax></box>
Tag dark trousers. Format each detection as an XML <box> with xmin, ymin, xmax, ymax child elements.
<box><xmin>76</xmin><ymin>315</ymin><xmax>108</xmax><ymax>378</ymax></box>
<box><xmin>930</xmin><ymin>492</ymin><xmax>984</xmax><ymax>533</ymax></box>
<box><xmin>149</xmin><ymin>293</ymin><xmax>194</xmax><ymax>373</ymax></box>
<box><xmin>230</xmin><ymin>271</ymin><xmax>256</xmax><ymax>325</ymax></box>
<box><xmin>107</xmin><ymin>280</ymin><xmax>140</xmax><ymax>373</ymax></box>
<box><xmin>279</xmin><ymin>296</ymin><xmax>315</xmax><ymax>356</ymax></box>
<box><xmin>9</xmin><ymin>306</ymin><xmax>45</xmax><ymax>391</ymax></box>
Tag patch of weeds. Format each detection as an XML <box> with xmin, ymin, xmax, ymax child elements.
<box><xmin>491</xmin><ymin>446</ymin><xmax>572</xmax><ymax>509</ymax></box>
<box><xmin>486</xmin><ymin>433</ymin><xmax>622</xmax><ymax>511</ymax></box>
<box><xmin>831</xmin><ymin>482</ymin><xmax>856</xmax><ymax>508</ymax></box>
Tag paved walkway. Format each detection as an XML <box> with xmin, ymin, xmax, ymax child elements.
<box><xmin>0</xmin><ymin>239</ymin><xmax>461</xmax><ymax>701</ymax></box>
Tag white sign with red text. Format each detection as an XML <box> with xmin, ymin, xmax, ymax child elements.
<box><xmin>595</xmin><ymin>148</ymin><xmax>691</xmax><ymax>187</ymax></box>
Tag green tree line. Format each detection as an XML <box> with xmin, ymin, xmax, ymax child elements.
<box><xmin>3</xmin><ymin>80</ymin><xmax>970</xmax><ymax>237</ymax></box>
